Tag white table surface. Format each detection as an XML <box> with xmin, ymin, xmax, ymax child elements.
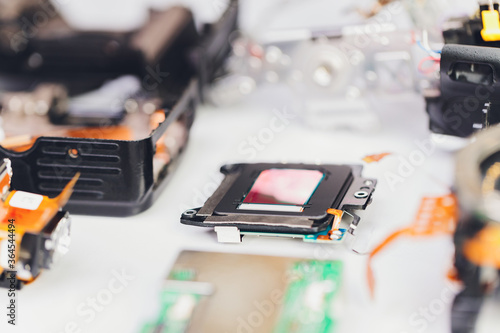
<box><xmin>1</xmin><ymin>1</ymin><xmax>499</xmax><ymax>332</ymax></box>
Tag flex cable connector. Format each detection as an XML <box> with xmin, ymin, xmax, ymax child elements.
<box><xmin>0</xmin><ymin>159</ymin><xmax>79</xmax><ymax>288</ymax></box>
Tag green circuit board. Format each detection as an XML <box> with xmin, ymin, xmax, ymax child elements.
<box><xmin>140</xmin><ymin>252</ymin><xmax>343</xmax><ymax>333</ymax></box>
<box><xmin>140</xmin><ymin>269</ymin><xmax>209</xmax><ymax>333</ymax></box>
<box><xmin>273</xmin><ymin>261</ymin><xmax>343</xmax><ymax>333</ymax></box>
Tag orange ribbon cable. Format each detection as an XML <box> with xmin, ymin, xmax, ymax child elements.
<box><xmin>1</xmin><ymin>126</ymin><xmax>132</xmax><ymax>152</ymax></box>
<box><xmin>317</xmin><ymin>209</ymin><xmax>344</xmax><ymax>241</ymax></box>
<box><xmin>0</xmin><ymin>172</ymin><xmax>79</xmax><ymax>280</ymax></box>
<box><xmin>362</xmin><ymin>153</ymin><xmax>392</xmax><ymax>164</ymax></box>
<box><xmin>367</xmin><ymin>194</ymin><xmax>459</xmax><ymax>298</ymax></box>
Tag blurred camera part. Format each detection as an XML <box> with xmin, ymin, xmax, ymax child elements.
<box><xmin>141</xmin><ymin>251</ymin><xmax>343</xmax><ymax>333</ymax></box>
<box><xmin>426</xmin><ymin>44</ymin><xmax>500</xmax><ymax>138</ymax></box>
<box><xmin>207</xmin><ymin>1</ymin><xmax>427</xmax><ymax>132</ymax></box>
<box><xmin>0</xmin><ymin>0</ymin><xmax>239</xmax><ymax>216</ymax></box>
<box><xmin>425</xmin><ymin>3</ymin><xmax>500</xmax><ymax>148</ymax></box>
<box><xmin>452</xmin><ymin>124</ymin><xmax>500</xmax><ymax>333</ymax></box>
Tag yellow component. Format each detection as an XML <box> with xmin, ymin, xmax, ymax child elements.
<box><xmin>481</xmin><ymin>9</ymin><xmax>500</xmax><ymax>42</ymax></box>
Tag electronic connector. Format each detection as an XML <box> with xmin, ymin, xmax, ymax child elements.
<box><xmin>0</xmin><ymin>159</ymin><xmax>78</xmax><ymax>288</ymax></box>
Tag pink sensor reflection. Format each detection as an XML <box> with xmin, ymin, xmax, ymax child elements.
<box><xmin>243</xmin><ymin>169</ymin><xmax>324</xmax><ymax>205</ymax></box>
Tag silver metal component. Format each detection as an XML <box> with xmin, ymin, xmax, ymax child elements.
<box><xmin>45</xmin><ymin>239</ymin><xmax>54</xmax><ymax>251</ymax></box>
<box><xmin>339</xmin><ymin>165</ymin><xmax>376</xmax><ymax>209</ymax></box>
<box><xmin>348</xmin><ymin>223</ymin><xmax>358</xmax><ymax>235</ymax></box>
<box><xmin>183</xmin><ymin>209</ymin><xmax>197</xmax><ymax>218</ymax></box>
<box><xmin>16</xmin><ymin>263</ymin><xmax>33</xmax><ymax>281</ymax></box>
<box><xmin>45</xmin><ymin>213</ymin><xmax>71</xmax><ymax>269</ymax></box>
<box><xmin>214</xmin><ymin>226</ymin><xmax>241</xmax><ymax>243</ymax></box>
<box><xmin>0</xmin><ymin>159</ymin><xmax>12</xmax><ymax>200</ymax></box>
<box><xmin>330</xmin><ymin>230</ymin><xmax>343</xmax><ymax>240</ymax></box>
<box><xmin>354</xmin><ymin>191</ymin><xmax>369</xmax><ymax>199</ymax></box>
<box><xmin>207</xmin><ymin>215</ymin><xmax>314</xmax><ymax>228</ymax></box>
<box><xmin>211</xmin><ymin>21</ymin><xmax>417</xmax><ymax>131</ymax></box>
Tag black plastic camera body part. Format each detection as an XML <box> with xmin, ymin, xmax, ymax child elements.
<box><xmin>0</xmin><ymin>0</ymin><xmax>239</xmax><ymax>97</ymax></box>
<box><xmin>0</xmin><ymin>1</ymin><xmax>239</xmax><ymax>217</ymax></box>
<box><xmin>425</xmin><ymin>44</ymin><xmax>500</xmax><ymax>138</ymax></box>
<box><xmin>0</xmin><ymin>81</ymin><xmax>196</xmax><ymax>217</ymax></box>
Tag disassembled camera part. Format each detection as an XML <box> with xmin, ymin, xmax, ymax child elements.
<box><xmin>181</xmin><ymin>163</ymin><xmax>376</xmax><ymax>244</ymax></box>
<box><xmin>141</xmin><ymin>267</ymin><xmax>214</xmax><ymax>333</ymax></box>
<box><xmin>141</xmin><ymin>251</ymin><xmax>343</xmax><ymax>333</ymax></box>
<box><xmin>442</xmin><ymin>1</ymin><xmax>500</xmax><ymax>46</ymax></box>
<box><xmin>426</xmin><ymin>44</ymin><xmax>500</xmax><ymax>139</ymax></box>
<box><xmin>0</xmin><ymin>0</ymin><xmax>236</xmax><ymax>97</ymax></box>
<box><xmin>0</xmin><ymin>0</ymin><xmax>239</xmax><ymax>216</ymax></box>
<box><xmin>209</xmin><ymin>12</ymin><xmax>416</xmax><ymax>131</ymax></box>
<box><xmin>452</xmin><ymin>124</ymin><xmax>500</xmax><ymax>333</ymax></box>
<box><xmin>0</xmin><ymin>159</ymin><xmax>79</xmax><ymax>289</ymax></box>
<box><xmin>425</xmin><ymin>4</ymin><xmax>500</xmax><ymax>140</ymax></box>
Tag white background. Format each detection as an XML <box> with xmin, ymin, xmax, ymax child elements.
<box><xmin>1</xmin><ymin>1</ymin><xmax>499</xmax><ymax>333</ymax></box>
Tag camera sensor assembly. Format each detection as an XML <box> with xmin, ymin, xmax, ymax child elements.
<box><xmin>181</xmin><ymin>163</ymin><xmax>376</xmax><ymax>244</ymax></box>
<box><xmin>452</xmin><ymin>125</ymin><xmax>500</xmax><ymax>333</ymax></box>
<box><xmin>0</xmin><ymin>159</ymin><xmax>78</xmax><ymax>289</ymax></box>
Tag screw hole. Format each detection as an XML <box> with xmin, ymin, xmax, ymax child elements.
<box><xmin>184</xmin><ymin>209</ymin><xmax>197</xmax><ymax>217</ymax></box>
<box><xmin>68</xmin><ymin>148</ymin><xmax>79</xmax><ymax>158</ymax></box>
<box><xmin>354</xmin><ymin>191</ymin><xmax>369</xmax><ymax>199</ymax></box>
